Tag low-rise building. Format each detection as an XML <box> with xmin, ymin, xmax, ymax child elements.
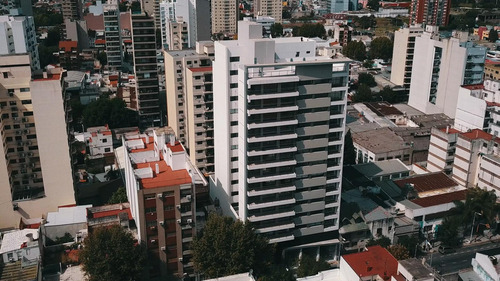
<box><xmin>88</xmin><ymin>126</ymin><xmax>113</xmax><ymax>156</ymax></box>
<box><xmin>398</xmin><ymin>258</ymin><xmax>435</xmax><ymax>281</ymax></box>
<box><xmin>485</xmin><ymin>63</ymin><xmax>500</xmax><ymax>81</ymax></box>
<box><xmin>0</xmin><ymin>229</ymin><xmax>41</xmax><ymax>281</ymax></box>
<box><xmin>352</xmin><ymin>127</ymin><xmax>413</xmax><ymax>164</ymax></box>
<box><xmin>353</xmin><ymin>159</ymin><xmax>410</xmax><ymax>181</ymax></box>
<box><xmin>43</xmin><ymin>205</ymin><xmax>91</xmax><ymax>244</ymax></box>
<box><xmin>86</xmin><ymin>203</ymin><xmax>133</xmax><ymax>233</ymax></box>
<box><xmin>58</xmin><ymin>40</ymin><xmax>80</xmax><ymax>70</ymax></box>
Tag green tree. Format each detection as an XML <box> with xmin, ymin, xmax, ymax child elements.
<box><xmin>352</xmin><ymin>84</ymin><xmax>373</xmax><ymax>103</ymax></box>
<box><xmin>108</xmin><ymin>187</ymin><xmax>128</xmax><ymax>204</ymax></box>
<box><xmin>297</xmin><ymin>23</ymin><xmax>326</xmax><ymax>38</ymax></box>
<box><xmin>270</xmin><ymin>23</ymin><xmax>284</xmax><ymax>38</ymax></box>
<box><xmin>38</xmin><ymin>44</ymin><xmax>59</xmax><ymax>68</ymax></box>
<box><xmin>358</xmin><ymin>73</ymin><xmax>377</xmax><ymax>87</ymax></box>
<box><xmin>192</xmin><ymin>214</ymin><xmax>273</xmax><ymax>278</ymax></box>
<box><xmin>367</xmin><ymin>0</ymin><xmax>380</xmax><ymax>11</ymax></box>
<box><xmin>82</xmin><ymin>96</ymin><xmax>139</xmax><ymax>129</ymax></box>
<box><xmin>342</xmin><ymin>41</ymin><xmax>367</xmax><ymax>61</ymax></box>
<box><xmin>97</xmin><ymin>52</ymin><xmax>107</xmax><ymax>66</ymax></box>
<box><xmin>119</xmin><ymin>2</ymin><xmax>128</xmax><ymax>11</ymax></box>
<box><xmin>398</xmin><ymin>235</ymin><xmax>419</xmax><ymax>256</ymax></box>
<box><xmin>489</xmin><ymin>29</ymin><xmax>498</xmax><ymax>43</ymax></box>
<box><xmin>46</xmin><ymin>27</ymin><xmax>61</xmax><ymax>47</ymax></box>
<box><xmin>356</xmin><ymin>16</ymin><xmax>376</xmax><ymax>29</ymax></box>
<box><xmin>379</xmin><ymin>86</ymin><xmax>397</xmax><ymax>103</ymax></box>
<box><xmin>343</xmin><ymin>130</ymin><xmax>356</xmax><ymax>165</ymax></box>
<box><xmin>452</xmin><ymin>187</ymin><xmax>500</xmax><ymax>234</ymax></box>
<box><xmin>366</xmin><ymin>236</ymin><xmax>391</xmax><ymax>248</ymax></box>
<box><xmin>80</xmin><ymin>226</ymin><xmax>147</xmax><ymax>281</ymax></box>
<box><xmin>259</xmin><ymin>265</ymin><xmax>295</xmax><ymax>281</ymax></box>
<box><xmin>296</xmin><ymin>255</ymin><xmax>330</xmax><ymax>278</ymax></box>
<box><xmin>437</xmin><ymin>216</ymin><xmax>461</xmax><ymax>247</ymax></box>
<box><xmin>369</xmin><ymin>37</ymin><xmax>393</xmax><ymax>61</ymax></box>
<box><xmin>387</xmin><ymin>244</ymin><xmax>410</xmax><ymax>260</ymax></box>
<box><xmin>363</xmin><ymin>60</ymin><xmax>374</xmax><ymax>68</ymax></box>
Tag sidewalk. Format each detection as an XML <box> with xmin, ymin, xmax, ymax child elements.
<box><xmin>462</xmin><ymin>234</ymin><xmax>500</xmax><ymax>247</ymax></box>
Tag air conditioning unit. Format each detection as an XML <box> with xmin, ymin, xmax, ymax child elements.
<box><xmin>30</xmin><ymin>163</ymin><xmax>35</xmax><ymax>168</ymax></box>
<box><xmin>151</xmin><ymin>239</ymin><xmax>157</xmax><ymax>244</ymax></box>
<box><xmin>16</xmin><ymin>130</ymin><xmax>22</xmax><ymax>135</ymax></box>
<box><xmin>160</xmin><ymin>246</ymin><xmax>166</xmax><ymax>251</ymax></box>
<box><xmin>24</xmin><ymin>129</ymin><xmax>29</xmax><ymax>134</ymax></box>
<box><xmin>27</xmin><ymin>152</ymin><xmax>33</xmax><ymax>157</ymax></box>
<box><xmin>31</xmin><ymin>174</ymin><xmax>37</xmax><ymax>179</ymax></box>
<box><xmin>176</xmin><ymin>205</ymin><xmax>181</xmax><ymax>209</ymax></box>
<box><xmin>17</xmin><ymin>141</ymin><xmax>23</xmax><ymax>146</ymax></box>
<box><xmin>24</xmin><ymin>185</ymin><xmax>30</xmax><ymax>190</ymax></box>
<box><xmin>187</xmin><ymin>219</ymin><xmax>193</xmax><ymax>224</ymax></box>
<box><xmin>159</xmin><ymin>221</ymin><xmax>165</xmax><ymax>226</ymax></box>
<box><xmin>150</xmin><ymin>226</ymin><xmax>157</xmax><ymax>231</ymax></box>
<box><xmin>22</xmin><ymin>118</ymin><xmax>28</xmax><ymax>122</ymax></box>
<box><xmin>176</xmin><ymin>219</ymin><xmax>182</xmax><ymax>224</ymax></box>
<box><xmin>186</xmin><ymin>195</ymin><xmax>192</xmax><ymax>201</ymax></box>
<box><xmin>157</xmin><ymin>193</ymin><xmax>163</xmax><ymax>198</ymax></box>
<box><xmin>178</xmin><ymin>258</ymin><xmax>183</xmax><ymax>262</ymax></box>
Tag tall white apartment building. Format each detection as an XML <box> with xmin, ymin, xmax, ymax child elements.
<box><xmin>408</xmin><ymin>26</ymin><xmax>486</xmax><ymax>118</ymax></box>
<box><xmin>455</xmin><ymin>80</ymin><xmax>500</xmax><ymax>136</ymax></box>
<box><xmin>211</xmin><ymin>0</ymin><xmax>238</xmax><ymax>35</ymax></box>
<box><xmin>254</xmin><ymin>0</ymin><xmax>282</xmax><ymax>23</ymax></box>
<box><xmin>390</xmin><ymin>25</ymin><xmax>423</xmax><ymax>89</ymax></box>
<box><xmin>0</xmin><ymin>54</ymin><xmax>75</xmax><ymax>229</ymax></box>
<box><xmin>0</xmin><ymin>16</ymin><xmax>39</xmax><ymax>70</ymax></box>
<box><xmin>103</xmin><ymin>2</ymin><xmax>122</xmax><ymax>71</ymax></box>
<box><xmin>212</xmin><ymin>20</ymin><xmax>348</xmax><ymax>247</ymax></box>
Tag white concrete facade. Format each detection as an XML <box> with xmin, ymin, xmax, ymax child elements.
<box><xmin>159</xmin><ymin>0</ymin><xmax>197</xmax><ymax>50</ymax></box>
<box><xmin>0</xmin><ymin>16</ymin><xmax>39</xmax><ymax>70</ymax></box>
<box><xmin>390</xmin><ymin>25</ymin><xmax>423</xmax><ymax>88</ymax></box>
<box><xmin>212</xmin><ymin>20</ymin><xmax>348</xmax><ymax>245</ymax></box>
<box><xmin>408</xmin><ymin>26</ymin><xmax>486</xmax><ymax>118</ymax></box>
<box><xmin>427</xmin><ymin>127</ymin><xmax>459</xmax><ymax>174</ymax></box>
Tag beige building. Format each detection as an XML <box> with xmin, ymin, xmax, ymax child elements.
<box><xmin>211</xmin><ymin>0</ymin><xmax>238</xmax><ymax>35</ymax></box>
<box><xmin>61</xmin><ymin>0</ymin><xmax>82</xmax><ymax>20</ymax></box>
<box><xmin>0</xmin><ymin>54</ymin><xmax>75</xmax><ymax>229</ymax></box>
<box><xmin>254</xmin><ymin>0</ymin><xmax>282</xmax><ymax>23</ymax></box>
<box><xmin>427</xmin><ymin>127</ymin><xmax>460</xmax><ymax>175</ymax></box>
<box><xmin>390</xmin><ymin>25</ymin><xmax>423</xmax><ymax>89</ymax></box>
<box><xmin>485</xmin><ymin>63</ymin><xmax>500</xmax><ymax>81</ymax></box>
<box><xmin>164</xmin><ymin>41</ymin><xmax>214</xmax><ymax>151</ymax></box>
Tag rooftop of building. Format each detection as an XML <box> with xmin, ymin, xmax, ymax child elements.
<box><xmin>32</xmin><ymin>67</ymin><xmax>64</xmax><ymax>81</ymax></box>
<box><xmin>0</xmin><ymin>229</ymin><xmax>39</xmax><ymax>255</ymax></box>
<box><xmin>363</xmin><ymin>206</ymin><xmax>394</xmax><ymax>222</ymax></box>
<box><xmin>398</xmin><ymin>258</ymin><xmax>434</xmax><ymax>279</ymax></box>
<box><xmin>460</xmin><ymin>128</ymin><xmax>500</xmax><ymax>144</ymax></box>
<box><xmin>410</xmin><ymin>113</ymin><xmax>454</xmax><ymax>128</ymax></box>
<box><xmin>45</xmin><ymin>205</ymin><xmax>92</xmax><ymax>227</ymax></box>
<box><xmin>462</xmin><ymin>84</ymin><xmax>484</xmax><ymax>90</ymax></box>
<box><xmin>438</xmin><ymin>127</ymin><xmax>461</xmax><ymax>134</ymax></box>
<box><xmin>391</xmin><ymin>104</ymin><xmax>424</xmax><ymax>117</ymax></box>
<box><xmin>364</xmin><ymin>102</ymin><xmax>404</xmax><ymax>117</ymax></box>
<box><xmin>351</xmin><ymin>127</ymin><xmax>409</xmax><ymax>154</ymax></box>
<box><xmin>59</xmin><ymin>40</ymin><xmax>78</xmax><ymax>51</ymax></box>
<box><xmin>353</xmin><ymin>159</ymin><xmax>410</xmax><ymax>178</ymax></box>
<box><xmin>204</xmin><ymin>272</ymin><xmax>255</xmax><ymax>281</ymax></box>
<box><xmin>0</xmin><ymin>261</ymin><xmax>38</xmax><ymax>281</ymax></box>
<box><xmin>87</xmin><ymin>203</ymin><xmax>133</xmax><ymax>220</ymax></box>
<box><xmin>342</xmin><ymin>246</ymin><xmax>403</xmax><ymax>281</ymax></box>
<box><xmin>410</xmin><ymin>189</ymin><xmax>467</xmax><ymax>208</ymax></box>
<box><xmin>393</xmin><ymin>172</ymin><xmax>458</xmax><ymax>193</ymax></box>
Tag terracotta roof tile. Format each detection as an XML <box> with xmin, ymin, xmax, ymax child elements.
<box><xmin>394</xmin><ymin>172</ymin><xmax>458</xmax><ymax>193</ymax></box>
<box><xmin>342</xmin><ymin>246</ymin><xmax>402</xmax><ymax>280</ymax></box>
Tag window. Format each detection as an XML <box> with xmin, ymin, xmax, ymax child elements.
<box><xmin>230</xmin><ymin>83</ymin><xmax>238</xmax><ymax>88</ymax></box>
<box><xmin>21</xmin><ymin>100</ymin><xmax>32</xmax><ymax>105</ymax></box>
<box><xmin>105</xmin><ymin>148</ymin><xmax>111</xmax><ymax>152</ymax></box>
<box><xmin>229</xmin><ymin>56</ymin><xmax>240</xmax><ymax>62</ymax></box>
<box><xmin>20</xmin><ymin>88</ymin><xmax>30</xmax><ymax>92</ymax></box>
<box><xmin>102</xmin><ymin>139</ymin><xmax>108</xmax><ymax>143</ymax></box>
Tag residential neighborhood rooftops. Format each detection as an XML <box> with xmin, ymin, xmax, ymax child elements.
<box><xmin>342</xmin><ymin>246</ymin><xmax>403</xmax><ymax>280</ymax></box>
<box><xmin>364</xmin><ymin>102</ymin><xmax>404</xmax><ymax>117</ymax></box>
<box><xmin>352</xmin><ymin>128</ymin><xmax>408</xmax><ymax>154</ymax></box>
<box><xmin>411</xmin><ymin>189</ymin><xmax>467</xmax><ymax>208</ymax></box>
<box><xmin>398</xmin><ymin>258</ymin><xmax>434</xmax><ymax>280</ymax></box>
<box><xmin>0</xmin><ymin>229</ymin><xmax>39</xmax><ymax>255</ymax></box>
<box><xmin>45</xmin><ymin>205</ymin><xmax>92</xmax><ymax>227</ymax></box>
<box><xmin>394</xmin><ymin>172</ymin><xmax>458</xmax><ymax>193</ymax></box>
<box><xmin>460</xmin><ymin>129</ymin><xmax>500</xmax><ymax>144</ymax></box>
<box><xmin>353</xmin><ymin>159</ymin><xmax>410</xmax><ymax>179</ymax></box>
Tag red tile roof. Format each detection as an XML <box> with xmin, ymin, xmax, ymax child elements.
<box><xmin>32</xmin><ymin>73</ymin><xmax>61</xmax><ymax>81</ymax></box>
<box><xmin>135</xmin><ymin>159</ymin><xmax>192</xmax><ymax>189</ymax></box>
<box><xmin>394</xmin><ymin>172</ymin><xmax>458</xmax><ymax>193</ymax></box>
<box><xmin>342</xmin><ymin>246</ymin><xmax>402</xmax><ymax>280</ymax></box>
<box><xmin>439</xmin><ymin>127</ymin><xmax>461</xmax><ymax>134</ymax></box>
<box><xmin>167</xmin><ymin>141</ymin><xmax>184</xmax><ymax>152</ymax></box>
<box><xmin>411</xmin><ymin>190</ymin><xmax>467</xmax><ymax>207</ymax></box>
<box><xmin>83</xmin><ymin>14</ymin><xmax>104</xmax><ymax>30</ymax></box>
<box><xmin>462</xmin><ymin>84</ymin><xmax>484</xmax><ymax>90</ymax></box>
<box><xmin>90</xmin><ymin>208</ymin><xmax>133</xmax><ymax>220</ymax></box>
<box><xmin>460</xmin><ymin>129</ymin><xmax>500</xmax><ymax>144</ymax></box>
<box><xmin>95</xmin><ymin>39</ymin><xmax>106</xmax><ymax>45</ymax></box>
<box><xmin>59</xmin><ymin>41</ymin><xmax>78</xmax><ymax>51</ymax></box>
<box><xmin>189</xmin><ymin>67</ymin><xmax>213</xmax><ymax>72</ymax></box>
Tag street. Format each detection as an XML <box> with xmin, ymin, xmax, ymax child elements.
<box><xmin>425</xmin><ymin>242</ymin><xmax>500</xmax><ymax>275</ymax></box>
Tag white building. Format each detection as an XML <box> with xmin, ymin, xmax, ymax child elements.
<box><xmin>471</xmin><ymin>252</ymin><xmax>500</xmax><ymax>281</ymax></box>
<box><xmin>87</xmin><ymin>126</ymin><xmax>113</xmax><ymax>156</ymax></box>
<box><xmin>0</xmin><ymin>55</ymin><xmax>75</xmax><ymax>229</ymax></box>
<box><xmin>427</xmin><ymin>126</ymin><xmax>461</xmax><ymax>175</ymax></box>
<box><xmin>390</xmin><ymin>25</ymin><xmax>424</xmax><ymax>89</ymax></box>
<box><xmin>0</xmin><ymin>229</ymin><xmax>40</xmax><ymax>263</ymax></box>
<box><xmin>0</xmin><ymin>15</ymin><xmax>39</xmax><ymax>70</ymax></box>
<box><xmin>455</xmin><ymin>80</ymin><xmax>500</xmax><ymax>136</ymax></box>
<box><xmin>159</xmin><ymin>0</ymin><xmax>193</xmax><ymax>50</ymax></box>
<box><xmin>211</xmin><ymin>20</ymin><xmax>348</xmax><ymax>247</ymax></box>
<box><xmin>408</xmin><ymin>26</ymin><xmax>487</xmax><ymax>118</ymax></box>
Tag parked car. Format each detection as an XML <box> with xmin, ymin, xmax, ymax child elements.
<box><xmin>438</xmin><ymin>245</ymin><xmax>456</xmax><ymax>254</ymax></box>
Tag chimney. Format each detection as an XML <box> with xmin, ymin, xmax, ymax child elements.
<box><xmin>119</xmin><ymin>203</ymin><xmax>123</xmax><ymax>210</ymax></box>
<box><xmin>42</xmin><ymin>72</ymin><xmax>47</xmax><ymax>79</ymax></box>
<box><xmin>155</xmin><ymin>163</ymin><xmax>160</xmax><ymax>175</ymax></box>
<box><xmin>170</xmin><ymin>134</ymin><xmax>175</xmax><ymax>146</ymax></box>
<box><xmin>446</xmin><ymin>126</ymin><xmax>449</xmax><ymax>134</ymax></box>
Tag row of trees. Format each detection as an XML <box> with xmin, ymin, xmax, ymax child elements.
<box><xmin>342</xmin><ymin>37</ymin><xmax>393</xmax><ymax>62</ymax></box>
<box><xmin>76</xmin><ymin>95</ymin><xmax>139</xmax><ymax>129</ymax></box>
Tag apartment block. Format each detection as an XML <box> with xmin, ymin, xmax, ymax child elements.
<box><xmin>455</xmin><ymin>80</ymin><xmax>500</xmax><ymax>136</ymax></box>
<box><xmin>390</xmin><ymin>25</ymin><xmax>424</xmax><ymax>89</ymax></box>
<box><xmin>452</xmin><ymin>129</ymin><xmax>499</xmax><ymax>189</ymax></box>
<box><xmin>485</xmin><ymin>63</ymin><xmax>500</xmax><ymax>81</ymax></box>
<box><xmin>327</xmin><ymin>0</ymin><xmax>349</xmax><ymax>13</ymax></box>
<box><xmin>131</xmin><ymin>13</ymin><xmax>163</xmax><ymax>127</ymax></box>
<box><xmin>143</xmin><ymin>0</ymin><xmax>161</xmax><ymax>28</ymax></box>
<box><xmin>87</xmin><ymin>126</ymin><xmax>113</xmax><ymax>156</ymax></box>
<box><xmin>211</xmin><ymin>0</ymin><xmax>238</xmax><ymax>35</ymax></box>
<box><xmin>211</xmin><ymin>20</ymin><xmax>348</xmax><ymax>248</ymax></box>
<box><xmin>0</xmin><ymin>16</ymin><xmax>39</xmax><ymax>70</ymax></box>
<box><xmin>254</xmin><ymin>0</ymin><xmax>282</xmax><ymax>23</ymax></box>
<box><xmin>409</xmin><ymin>0</ymin><xmax>451</xmax><ymax>26</ymax></box>
<box><xmin>59</xmin><ymin>41</ymin><xmax>80</xmax><ymax>71</ymax></box>
<box><xmin>118</xmin><ymin>127</ymin><xmax>207</xmax><ymax>279</ymax></box>
<box><xmin>164</xmin><ymin>42</ymin><xmax>214</xmax><ymax>148</ymax></box>
<box><xmin>408</xmin><ymin>26</ymin><xmax>486</xmax><ymax>118</ymax></box>
<box><xmin>426</xmin><ymin>126</ymin><xmax>460</xmax><ymax>174</ymax></box>
<box><xmin>103</xmin><ymin>4</ymin><xmax>122</xmax><ymax>71</ymax></box>
<box><xmin>61</xmin><ymin>0</ymin><xmax>82</xmax><ymax>20</ymax></box>
<box><xmin>0</xmin><ymin>54</ymin><xmax>74</xmax><ymax>229</ymax></box>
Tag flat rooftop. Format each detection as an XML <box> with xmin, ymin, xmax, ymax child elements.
<box><xmin>364</xmin><ymin>102</ymin><xmax>404</xmax><ymax>117</ymax></box>
<box><xmin>398</xmin><ymin>258</ymin><xmax>433</xmax><ymax>279</ymax></box>
<box><xmin>410</xmin><ymin>113</ymin><xmax>454</xmax><ymax>128</ymax></box>
<box><xmin>352</xmin><ymin>127</ymin><xmax>408</xmax><ymax>154</ymax></box>
<box><xmin>411</xmin><ymin>190</ymin><xmax>467</xmax><ymax>208</ymax></box>
<box><xmin>353</xmin><ymin>159</ymin><xmax>409</xmax><ymax>178</ymax></box>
